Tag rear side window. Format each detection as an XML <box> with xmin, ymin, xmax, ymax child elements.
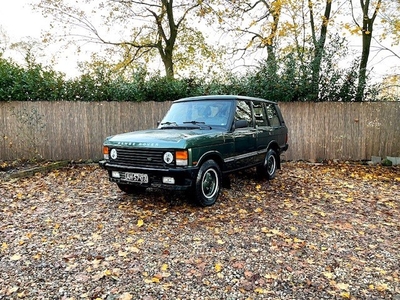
<box><xmin>265</xmin><ymin>104</ymin><xmax>281</xmax><ymax>127</ymax></box>
<box><xmin>253</xmin><ymin>102</ymin><xmax>267</xmax><ymax>126</ymax></box>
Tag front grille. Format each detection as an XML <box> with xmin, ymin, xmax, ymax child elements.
<box><xmin>110</xmin><ymin>148</ymin><xmax>167</xmax><ymax>168</ymax></box>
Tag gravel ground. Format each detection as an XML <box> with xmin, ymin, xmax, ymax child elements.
<box><xmin>0</xmin><ymin>162</ymin><xmax>399</xmax><ymax>299</ymax></box>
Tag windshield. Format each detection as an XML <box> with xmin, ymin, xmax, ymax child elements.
<box><xmin>159</xmin><ymin>100</ymin><xmax>233</xmax><ymax>129</ymax></box>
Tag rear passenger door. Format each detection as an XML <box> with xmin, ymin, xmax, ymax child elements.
<box><xmin>253</xmin><ymin>101</ymin><xmax>271</xmax><ymax>156</ymax></box>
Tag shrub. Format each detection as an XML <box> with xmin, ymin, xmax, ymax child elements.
<box><xmin>0</xmin><ymin>49</ymin><xmax>388</xmax><ymax>102</ymax></box>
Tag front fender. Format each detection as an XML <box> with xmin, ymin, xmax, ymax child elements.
<box><xmin>196</xmin><ymin>150</ymin><xmax>225</xmax><ymax>170</ymax></box>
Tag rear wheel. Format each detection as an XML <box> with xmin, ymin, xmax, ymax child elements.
<box><xmin>257</xmin><ymin>149</ymin><xmax>278</xmax><ymax>180</ymax></box>
<box><xmin>194</xmin><ymin>160</ymin><xmax>222</xmax><ymax>206</ymax></box>
<box><xmin>117</xmin><ymin>183</ymin><xmax>146</xmax><ymax>194</ymax></box>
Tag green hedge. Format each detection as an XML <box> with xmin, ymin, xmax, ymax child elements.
<box><xmin>0</xmin><ymin>54</ymin><xmax>388</xmax><ymax>102</ymax></box>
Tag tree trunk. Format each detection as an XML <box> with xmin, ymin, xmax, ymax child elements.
<box><xmin>265</xmin><ymin>0</ymin><xmax>281</xmax><ymax>76</ymax></box>
<box><xmin>355</xmin><ymin>0</ymin><xmax>381</xmax><ymax>102</ymax></box>
<box><xmin>155</xmin><ymin>39</ymin><xmax>175</xmax><ymax>79</ymax></box>
<box><xmin>356</xmin><ymin>28</ymin><xmax>373</xmax><ymax>101</ymax></box>
<box><xmin>161</xmin><ymin>46</ymin><xmax>174</xmax><ymax>79</ymax></box>
<box><xmin>310</xmin><ymin>0</ymin><xmax>332</xmax><ymax>101</ymax></box>
<box><xmin>154</xmin><ymin>0</ymin><xmax>178</xmax><ymax>79</ymax></box>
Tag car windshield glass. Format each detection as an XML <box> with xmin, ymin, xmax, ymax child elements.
<box><xmin>159</xmin><ymin>100</ymin><xmax>233</xmax><ymax>129</ymax></box>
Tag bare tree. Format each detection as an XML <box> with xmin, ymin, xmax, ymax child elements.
<box><xmin>309</xmin><ymin>0</ymin><xmax>333</xmax><ymax>100</ymax></box>
<box><xmin>37</xmin><ymin>0</ymin><xmax>214</xmax><ymax>79</ymax></box>
<box><xmin>216</xmin><ymin>0</ymin><xmax>284</xmax><ymax>74</ymax></box>
<box><xmin>350</xmin><ymin>0</ymin><xmax>381</xmax><ymax>101</ymax></box>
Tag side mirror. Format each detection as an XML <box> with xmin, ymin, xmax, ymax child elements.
<box><xmin>234</xmin><ymin>119</ymin><xmax>248</xmax><ymax>129</ymax></box>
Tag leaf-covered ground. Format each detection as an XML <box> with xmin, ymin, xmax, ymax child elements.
<box><xmin>1</xmin><ymin>162</ymin><xmax>399</xmax><ymax>299</ymax></box>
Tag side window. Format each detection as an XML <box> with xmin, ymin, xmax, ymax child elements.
<box><xmin>235</xmin><ymin>101</ymin><xmax>253</xmax><ymax>127</ymax></box>
<box><xmin>253</xmin><ymin>102</ymin><xmax>267</xmax><ymax>126</ymax></box>
<box><xmin>265</xmin><ymin>104</ymin><xmax>281</xmax><ymax>127</ymax></box>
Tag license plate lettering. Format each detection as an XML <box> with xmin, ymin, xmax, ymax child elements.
<box><xmin>124</xmin><ymin>172</ymin><xmax>148</xmax><ymax>183</ymax></box>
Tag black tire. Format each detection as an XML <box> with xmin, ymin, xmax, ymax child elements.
<box><xmin>194</xmin><ymin>160</ymin><xmax>222</xmax><ymax>206</ymax></box>
<box><xmin>117</xmin><ymin>183</ymin><xmax>146</xmax><ymax>194</ymax></box>
<box><xmin>257</xmin><ymin>149</ymin><xmax>278</xmax><ymax>180</ymax></box>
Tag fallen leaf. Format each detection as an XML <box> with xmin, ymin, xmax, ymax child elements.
<box><xmin>128</xmin><ymin>246</ymin><xmax>140</xmax><ymax>253</ymax></box>
<box><xmin>10</xmin><ymin>254</ymin><xmax>21</xmax><ymax>261</ymax></box>
<box><xmin>336</xmin><ymin>282</ymin><xmax>349</xmax><ymax>290</ymax></box>
<box><xmin>1</xmin><ymin>242</ymin><xmax>8</xmax><ymax>251</ymax></box>
<box><xmin>376</xmin><ymin>283</ymin><xmax>388</xmax><ymax>292</ymax></box>
<box><xmin>270</xmin><ymin>229</ymin><xmax>281</xmax><ymax>235</ymax></box>
<box><xmin>215</xmin><ymin>263</ymin><xmax>223</xmax><ymax>272</ymax></box>
<box><xmin>323</xmin><ymin>271</ymin><xmax>334</xmax><ymax>279</ymax></box>
<box><xmin>6</xmin><ymin>286</ymin><xmax>19</xmax><ymax>295</ymax></box>
<box><xmin>119</xmin><ymin>292</ymin><xmax>133</xmax><ymax>300</ymax></box>
<box><xmin>254</xmin><ymin>287</ymin><xmax>268</xmax><ymax>294</ymax></box>
<box><xmin>340</xmin><ymin>291</ymin><xmax>351</xmax><ymax>299</ymax></box>
<box><xmin>32</xmin><ymin>253</ymin><xmax>42</xmax><ymax>260</ymax></box>
<box><xmin>118</xmin><ymin>251</ymin><xmax>128</xmax><ymax>257</ymax></box>
<box><xmin>244</xmin><ymin>270</ymin><xmax>253</xmax><ymax>278</ymax></box>
<box><xmin>17</xmin><ymin>291</ymin><xmax>26</xmax><ymax>298</ymax></box>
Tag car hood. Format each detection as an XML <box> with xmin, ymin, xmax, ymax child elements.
<box><xmin>104</xmin><ymin>128</ymin><xmax>226</xmax><ymax>149</ymax></box>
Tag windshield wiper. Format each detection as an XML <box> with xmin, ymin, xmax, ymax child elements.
<box><xmin>159</xmin><ymin>121</ymin><xmax>180</xmax><ymax>129</ymax></box>
<box><xmin>160</xmin><ymin>121</ymin><xmax>177</xmax><ymax>126</ymax></box>
<box><xmin>160</xmin><ymin>120</ymin><xmax>211</xmax><ymax>129</ymax></box>
<box><xmin>183</xmin><ymin>121</ymin><xmax>205</xmax><ymax>125</ymax></box>
<box><xmin>183</xmin><ymin>121</ymin><xmax>212</xmax><ymax>129</ymax></box>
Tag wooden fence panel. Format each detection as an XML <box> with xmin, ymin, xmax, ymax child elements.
<box><xmin>0</xmin><ymin>101</ymin><xmax>171</xmax><ymax>161</ymax></box>
<box><xmin>0</xmin><ymin>101</ymin><xmax>399</xmax><ymax>162</ymax></box>
<box><xmin>278</xmin><ymin>102</ymin><xmax>400</xmax><ymax>161</ymax></box>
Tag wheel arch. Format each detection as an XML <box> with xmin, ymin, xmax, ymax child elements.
<box><xmin>196</xmin><ymin>151</ymin><xmax>225</xmax><ymax>170</ymax></box>
<box><xmin>266</xmin><ymin>141</ymin><xmax>281</xmax><ymax>169</ymax></box>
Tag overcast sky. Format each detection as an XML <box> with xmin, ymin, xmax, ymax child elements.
<box><xmin>0</xmin><ymin>1</ymin><xmax>85</xmax><ymax>77</ymax></box>
<box><xmin>1</xmin><ymin>1</ymin><xmax>399</xmax><ymax>81</ymax></box>
<box><xmin>0</xmin><ymin>1</ymin><xmax>42</xmax><ymax>40</ymax></box>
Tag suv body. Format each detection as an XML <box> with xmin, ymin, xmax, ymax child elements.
<box><xmin>99</xmin><ymin>95</ymin><xmax>288</xmax><ymax>206</ymax></box>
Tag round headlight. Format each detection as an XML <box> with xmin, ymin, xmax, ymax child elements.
<box><xmin>163</xmin><ymin>152</ymin><xmax>174</xmax><ymax>164</ymax></box>
<box><xmin>110</xmin><ymin>149</ymin><xmax>117</xmax><ymax>160</ymax></box>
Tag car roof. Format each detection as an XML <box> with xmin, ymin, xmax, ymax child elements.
<box><xmin>173</xmin><ymin>95</ymin><xmax>277</xmax><ymax>104</ymax></box>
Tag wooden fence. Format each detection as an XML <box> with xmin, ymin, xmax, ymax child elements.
<box><xmin>0</xmin><ymin>101</ymin><xmax>399</xmax><ymax>162</ymax></box>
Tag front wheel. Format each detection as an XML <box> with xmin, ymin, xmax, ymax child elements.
<box><xmin>194</xmin><ymin>160</ymin><xmax>222</xmax><ymax>206</ymax></box>
<box><xmin>257</xmin><ymin>149</ymin><xmax>278</xmax><ymax>180</ymax></box>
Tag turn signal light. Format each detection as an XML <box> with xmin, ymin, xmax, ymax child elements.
<box><xmin>103</xmin><ymin>146</ymin><xmax>109</xmax><ymax>159</ymax></box>
<box><xmin>176</xmin><ymin>150</ymin><xmax>188</xmax><ymax>166</ymax></box>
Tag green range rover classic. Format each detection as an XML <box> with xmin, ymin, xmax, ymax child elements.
<box><xmin>99</xmin><ymin>95</ymin><xmax>288</xmax><ymax>206</ymax></box>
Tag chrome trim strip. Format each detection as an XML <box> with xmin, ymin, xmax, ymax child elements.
<box><xmin>224</xmin><ymin>148</ymin><xmax>268</xmax><ymax>163</ymax></box>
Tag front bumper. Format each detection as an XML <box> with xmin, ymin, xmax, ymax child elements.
<box><xmin>99</xmin><ymin>160</ymin><xmax>198</xmax><ymax>191</ymax></box>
